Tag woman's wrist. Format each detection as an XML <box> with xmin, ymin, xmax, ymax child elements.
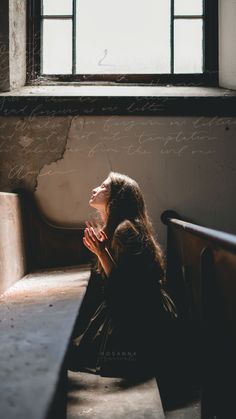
<box><xmin>96</xmin><ymin>247</ymin><xmax>106</xmax><ymax>258</ymax></box>
<box><xmin>97</xmin><ymin>247</ymin><xmax>115</xmax><ymax>277</ymax></box>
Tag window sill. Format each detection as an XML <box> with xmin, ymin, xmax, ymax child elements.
<box><xmin>0</xmin><ymin>85</ymin><xmax>236</xmax><ymax>116</ymax></box>
<box><xmin>1</xmin><ymin>84</ymin><xmax>236</xmax><ymax>97</ymax></box>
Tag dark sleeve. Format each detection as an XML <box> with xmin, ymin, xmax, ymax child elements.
<box><xmin>110</xmin><ymin>220</ymin><xmax>143</xmax><ymax>263</ymax></box>
<box><xmin>103</xmin><ymin>221</ymin><xmax>161</xmax><ymax>325</ymax></box>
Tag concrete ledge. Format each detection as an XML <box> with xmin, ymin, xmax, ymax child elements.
<box><xmin>0</xmin><ymin>265</ymin><xmax>91</xmax><ymax>419</ymax></box>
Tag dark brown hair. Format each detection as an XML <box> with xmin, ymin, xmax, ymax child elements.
<box><xmin>95</xmin><ymin>172</ymin><xmax>166</xmax><ymax>279</ymax></box>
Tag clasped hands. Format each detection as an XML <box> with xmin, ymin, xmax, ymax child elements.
<box><xmin>83</xmin><ymin>221</ymin><xmax>108</xmax><ymax>257</ymax></box>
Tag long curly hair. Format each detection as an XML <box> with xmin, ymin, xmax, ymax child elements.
<box><xmin>95</xmin><ymin>171</ymin><xmax>166</xmax><ymax>279</ymax></box>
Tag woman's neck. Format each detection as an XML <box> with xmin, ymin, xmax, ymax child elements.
<box><xmin>98</xmin><ymin>208</ymin><xmax>107</xmax><ymax>224</ymax></box>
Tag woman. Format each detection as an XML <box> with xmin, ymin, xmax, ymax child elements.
<box><xmin>69</xmin><ymin>172</ymin><xmax>174</xmax><ymax>378</ymax></box>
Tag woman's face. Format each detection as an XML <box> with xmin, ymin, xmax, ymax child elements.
<box><xmin>89</xmin><ymin>177</ymin><xmax>110</xmax><ymax>211</ymax></box>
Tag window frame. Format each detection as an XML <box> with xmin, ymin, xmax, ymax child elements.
<box><xmin>27</xmin><ymin>0</ymin><xmax>218</xmax><ymax>86</ymax></box>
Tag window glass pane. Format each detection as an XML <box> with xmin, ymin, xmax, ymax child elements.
<box><xmin>42</xmin><ymin>20</ymin><xmax>72</xmax><ymax>74</ymax></box>
<box><xmin>76</xmin><ymin>0</ymin><xmax>171</xmax><ymax>74</ymax></box>
<box><xmin>174</xmin><ymin>19</ymin><xmax>203</xmax><ymax>73</ymax></box>
<box><xmin>42</xmin><ymin>0</ymin><xmax>72</xmax><ymax>15</ymax></box>
<box><xmin>174</xmin><ymin>0</ymin><xmax>203</xmax><ymax>16</ymax></box>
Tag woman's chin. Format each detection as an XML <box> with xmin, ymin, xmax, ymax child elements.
<box><xmin>89</xmin><ymin>200</ymin><xmax>96</xmax><ymax>208</ymax></box>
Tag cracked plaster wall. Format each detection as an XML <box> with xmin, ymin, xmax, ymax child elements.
<box><xmin>0</xmin><ymin>115</ymin><xmax>236</xmax><ymax>247</ymax></box>
<box><xmin>0</xmin><ymin>116</ymin><xmax>71</xmax><ymax>191</ymax></box>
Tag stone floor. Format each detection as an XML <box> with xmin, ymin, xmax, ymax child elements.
<box><xmin>165</xmin><ymin>398</ymin><xmax>200</xmax><ymax>419</ymax></box>
<box><xmin>67</xmin><ymin>371</ymin><xmax>165</xmax><ymax>419</ymax></box>
<box><xmin>67</xmin><ymin>370</ymin><xmax>200</xmax><ymax>419</ymax></box>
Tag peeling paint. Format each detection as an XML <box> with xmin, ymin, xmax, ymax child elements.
<box><xmin>35</xmin><ymin>116</ymin><xmax>74</xmax><ymax>191</ymax></box>
<box><xmin>0</xmin><ymin>116</ymin><xmax>73</xmax><ymax>191</ymax></box>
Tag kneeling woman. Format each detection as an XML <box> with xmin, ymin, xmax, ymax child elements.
<box><xmin>69</xmin><ymin>172</ymin><xmax>170</xmax><ymax>377</ymax></box>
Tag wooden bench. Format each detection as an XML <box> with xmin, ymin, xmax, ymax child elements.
<box><xmin>162</xmin><ymin>210</ymin><xmax>236</xmax><ymax>418</ymax></box>
<box><xmin>0</xmin><ymin>191</ymin><xmax>91</xmax><ymax>419</ymax></box>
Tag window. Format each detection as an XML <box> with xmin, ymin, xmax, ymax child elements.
<box><xmin>27</xmin><ymin>0</ymin><xmax>218</xmax><ymax>85</ymax></box>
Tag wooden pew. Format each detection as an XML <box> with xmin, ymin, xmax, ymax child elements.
<box><xmin>162</xmin><ymin>210</ymin><xmax>236</xmax><ymax>419</ymax></box>
<box><xmin>0</xmin><ymin>190</ymin><xmax>91</xmax><ymax>419</ymax></box>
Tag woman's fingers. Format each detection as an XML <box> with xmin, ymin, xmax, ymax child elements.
<box><xmin>84</xmin><ymin>226</ymin><xmax>106</xmax><ymax>255</ymax></box>
<box><xmin>85</xmin><ymin>221</ymin><xmax>107</xmax><ymax>243</ymax></box>
<box><xmin>83</xmin><ymin>231</ymin><xmax>92</xmax><ymax>246</ymax></box>
<box><xmin>86</xmin><ymin>221</ymin><xmax>100</xmax><ymax>239</ymax></box>
<box><xmin>100</xmin><ymin>230</ymin><xmax>108</xmax><ymax>240</ymax></box>
<box><xmin>88</xmin><ymin>227</ymin><xmax>98</xmax><ymax>242</ymax></box>
<box><xmin>99</xmin><ymin>231</ymin><xmax>105</xmax><ymax>241</ymax></box>
<box><xmin>84</xmin><ymin>227</ymin><xmax>95</xmax><ymax>242</ymax></box>
<box><xmin>84</xmin><ymin>229</ymin><xmax>95</xmax><ymax>248</ymax></box>
<box><xmin>86</xmin><ymin>220</ymin><xmax>97</xmax><ymax>233</ymax></box>
<box><xmin>83</xmin><ymin>236</ymin><xmax>91</xmax><ymax>249</ymax></box>
<box><xmin>83</xmin><ymin>232</ymin><xmax>96</xmax><ymax>251</ymax></box>
<box><xmin>85</xmin><ymin>221</ymin><xmax>95</xmax><ymax>238</ymax></box>
<box><xmin>85</xmin><ymin>220</ymin><xmax>94</xmax><ymax>229</ymax></box>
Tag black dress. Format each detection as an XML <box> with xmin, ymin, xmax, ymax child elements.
<box><xmin>68</xmin><ymin>220</ymin><xmax>166</xmax><ymax>378</ymax></box>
